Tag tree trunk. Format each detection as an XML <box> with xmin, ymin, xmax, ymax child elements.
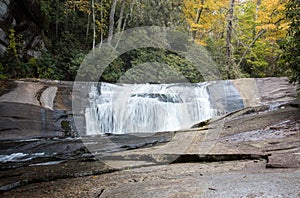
<box><xmin>236</xmin><ymin>29</ymin><xmax>266</xmax><ymax>69</ymax></box>
<box><xmin>55</xmin><ymin>0</ymin><xmax>59</xmax><ymax>37</ymax></box>
<box><xmin>92</xmin><ymin>0</ymin><xmax>96</xmax><ymax>54</ymax></box>
<box><xmin>225</xmin><ymin>0</ymin><xmax>235</xmax><ymax>78</ymax></box>
<box><xmin>108</xmin><ymin>0</ymin><xmax>118</xmax><ymax>45</ymax></box>
<box><xmin>99</xmin><ymin>0</ymin><xmax>104</xmax><ymax>48</ymax></box>
<box><xmin>114</xmin><ymin>0</ymin><xmax>135</xmax><ymax>49</ymax></box>
<box><xmin>192</xmin><ymin>0</ymin><xmax>204</xmax><ymax>40</ymax></box>
<box><xmin>86</xmin><ymin>12</ymin><xmax>90</xmax><ymax>42</ymax></box>
<box><xmin>117</xmin><ymin>0</ymin><xmax>125</xmax><ymax>34</ymax></box>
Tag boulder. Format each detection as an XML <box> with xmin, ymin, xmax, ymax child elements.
<box><xmin>0</xmin><ymin>43</ymin><xmax>6</xmax><ymax>56</ymax></box>
<box><xmin>0</xmin><ymin>79</ymin><xmax>75</xmax><ymax>140</ymax></box>
<box><xmin>0</xmin><ymin>27</ymin><xmax>7</xmax><ymax>42</ymax></box>
<box><xmin>231</xmin><ymin>77</ymin><xmax>297</xmax><ymax>107</ymax></box>
<box><xmin>0</xmin><ymin>0</ymin><xmax>9</xmax><ymax>21</ymax></box>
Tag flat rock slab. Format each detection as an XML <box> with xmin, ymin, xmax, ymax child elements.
<box><xmin>99</xmin><ymin>105</ymin><xmax>300</xmax><ymax>168</ymax></box>
<box><xmin>0</xmin><ymin>103</ymin><xmax>299</xmax><ymax>196</ymax></box>
<box><xmin>0</xmin><ymin>80</ymin><xmax>75</xmax><ymax>139</ymax></box>
<box><xmin>2</xmin><ymin>161</ymin><xmax>299</xmax><ymax>197</ymax></box>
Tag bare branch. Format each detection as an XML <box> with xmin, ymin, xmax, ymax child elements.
<box><xmin>236</xmin><ymin>29</ymin><xmax>267</xmax><ymax>68</ymax></box>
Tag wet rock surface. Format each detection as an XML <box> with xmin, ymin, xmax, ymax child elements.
<box><xmin>0</xmin><ymin>78</ymin><xmax>298</xmax><ymax>196</ymax></box>
<box><xmin>3</xmin><ymin>161</ymin><xmax>300</xmax><ymax>198</ymax></box>
<box><xmin>0</xmin><ymin>79</ymin><xmax>75</xmax><ymax>139</ymax></box>
<box><xmin>0</xmin><ymin>102</ymin><xmax>299</xmax><ymax>197</ymax></box>
<box><xmin>0</xmin><ymin>77</ymin><xmax>297</xmax><ymax>140</ymax></box>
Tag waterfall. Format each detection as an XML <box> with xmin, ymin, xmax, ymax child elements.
<box><xmin>85</xmin><ymin>82</ymin><xmax>217</xmax><ymax>135</ymax></box>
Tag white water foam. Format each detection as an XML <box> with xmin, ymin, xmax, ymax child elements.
<box><xmin>85</xmin><ymin>83</ymin><xmax>217</xmax><ymax>135</ymax></box>
<box><xmin>0</xmin><ymin>152</ymin><xmax>45</xmax><ymax>163</ymax></box>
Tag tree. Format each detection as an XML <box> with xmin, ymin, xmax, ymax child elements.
<box><xmin>183</xmin><ymin>0</ymin><xmax>290</xmax><ymax>79</ymax></box>
<box><xmin>107</xmin><ymin>0</ymin><xmax>118</xmax><ymax>45</ymax></box>
<box><xmin>183</xmin><ymin>0</ymin><xmax>228</xmax><ymax>45</ymax></box>
<box><xmin>284</xmin><ymin>0</ymin><xmax>300</xmax><ymax>82</ymax></box>
<box><xmin>123</xmin><ymin>0</ymin><xmax>184</xmax><ymax>29</ymax></box>
<box><xmin>225</xmin><ymin>0</ymin><xmax>235</xmax><ymax>78</ymax></box>
<box><xmin>247</xmin><ymin>0</ymin><xmax>289</xmax><ymax>77</ymax></box>
<box><xmin>2</xmin><ymin>0</ymin><xmax>293</xmax><ymax>82</ymax></box>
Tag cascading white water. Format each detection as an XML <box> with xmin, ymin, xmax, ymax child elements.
<box><xmin>85</xmin><ymin>83</ymin><xmax>216</xmax><ymax>135</ymax></box>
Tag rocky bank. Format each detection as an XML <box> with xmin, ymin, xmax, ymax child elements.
<box><xmin>0</xmin><ymin>77</ymin><xmax>299</xmax><ymax>197</ymax></box>
<box><xmin>0</xmin><ymin>101</ymin><xmax>299</xmax><ymax>197</ymax></box>
<box><xmin>0</xmin><ymin>77</ymin><xmax>297</xmax><ymax>140</ymax></box>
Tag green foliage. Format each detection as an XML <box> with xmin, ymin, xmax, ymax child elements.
<box><xmin>61</xmin><ymin>120</ymin><xmax>71</xmax><ymax>132</ymax></box>
<box><xmin>205</xmin><ymin>37</ymin><xmax>227</xmax><ymax>79</ymax></box>
<box><xmin>2</xmin><ymin>0</ymin><xmax>297</xmax><ymax>82</ymax></box>
<box><xmin>78</xmin><ymin>46</ymin><xmax>205</xmax><ymax>83</ymax></box>
<box><xmin>37</xmin><ymin>52</ymin><xmax>63</xmax><ymax>79</ymax></box>
<box><xmin>283</xmin><ymin>0</ymin><xmax>300</xmax><ymax>82</ymax></box>
<box><xmin>127</xmin><ymin>0</ymin><xmax>185</xmax><ymax>29</ymax></box>
<box><xmin>3</xmin><ymin>29</ymin><xmax>22</xmax><ymax>79</ymax></box>
<box><xmin>7</xmin><ymin>29</ymin><xmax>18</xmax><ymax>58</ymax></box>
<box><xmin>183</xmin><ymin>0</ymin><xmax>291</xmax><ymax>80</ymax></box>
<box><xmin>120</xmin><ymin>48</ymin><xmax>204</xmax><ymax>83</ymax></box>
<box><xmin>0</xmin><ymin>63</ymin><xmax>7</xmax><ymax>79</ymax></box>
<box><xmin>101</xmin><ymin>56</ymin><xmax>124</xmax><ymax>82</ymax></box>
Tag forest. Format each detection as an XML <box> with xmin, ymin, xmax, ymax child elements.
<box><xmin>0</xmin><ymin>0</ymin><xmax>299</xmax><ymax>83</ymax></box>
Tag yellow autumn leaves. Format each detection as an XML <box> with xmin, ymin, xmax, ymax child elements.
<box><xmin>183</xmin><ymin>0</ymin><xmax>288</xmax><ymax>45</ymax></box>
<box><xmin>183</xmin><ymin>0</ymin><xmax>289</xmax><ymax>77</ymax></box>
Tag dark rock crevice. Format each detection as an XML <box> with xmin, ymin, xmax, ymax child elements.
<box><xmin>35</xmin><ymin>85</ymin><xmax>49</xmax><ymax>106</ymax></box>
<box><xmin>13</xmin><ymin>0</ymin><xmax>44</xmax><ymax>30</ymax></box>
<box><xmin>0</xmin><ymin>0</ymin><xmax>48</xmax><ymax>59</ymax></box>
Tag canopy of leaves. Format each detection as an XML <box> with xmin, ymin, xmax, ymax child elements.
<box><xmin>1</xmin><ymin>0</ymin><xmax>298</xmax><ymax>83</ymax></box>
<box><xmin>283</xmin><ymin>0</ymin><xmax>300</xmax><ymax>82</ymax></box>
<box><xmin>183</xmin><ymin>0</ymin><xmax>292</xmax><ymax>79</ymax></box>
